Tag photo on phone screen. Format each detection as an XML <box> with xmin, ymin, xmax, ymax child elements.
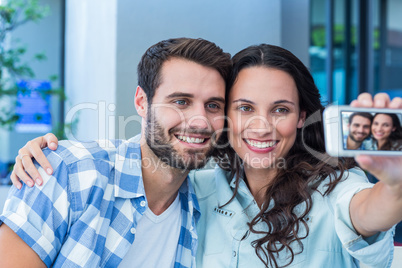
<box><xmin>323</xmin><ymin>106</ymin><xmax>402</xmax><ymax>157</ymax></box>
<box><xmin>341</xmin><ymin>111</ymin><xmax>402</xmax><ymax>151</ymax></box>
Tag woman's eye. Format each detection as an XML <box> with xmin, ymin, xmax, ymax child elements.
<box><xmin>274</xmin><ymin>107</ymin><xmax>289</xmax><ymax>113</ymax></box>
<box><xmin>239</xmin><ymin>106</ymin><xmax>252</xmax><ymax>112</ymax></box>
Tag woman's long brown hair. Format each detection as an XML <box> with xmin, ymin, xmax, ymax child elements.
<box><xmin>215</xmin><ymin>44</ymin><xmax>356</xmax><ymax>268</ymax></box>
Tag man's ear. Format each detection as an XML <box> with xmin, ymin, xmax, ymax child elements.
<box><xmin>297</xmin><ymin>110</ymin><xmax>306</xmax><ymax>128</ymax></box>
<box><xmin>135</xmin><ymin>86</ymin><xmax>148</xmax><ymax>118</ymax></box>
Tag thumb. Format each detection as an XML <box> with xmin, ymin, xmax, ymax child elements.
<box><xmin>355</xmin><ymin>155</ymin><xmax>400</xmax><ymax>184</ymax></box>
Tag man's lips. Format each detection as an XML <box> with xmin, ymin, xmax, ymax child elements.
<box><xmin>174</xmin><ymin>134</ymin><xmax>210</xmax><ymax>145</ymax></box>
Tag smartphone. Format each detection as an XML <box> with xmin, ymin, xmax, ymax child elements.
<box><xmin>323</xmin><ymin>105</ymin><xmax>402</xmax><ymax>157</ymax></box>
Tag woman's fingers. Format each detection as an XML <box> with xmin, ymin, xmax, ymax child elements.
<box><xmin>356</xmin><ymin>93</ymin><xmax>374</xmax><ymax>107</ymax></box>
<box><xmin>26</xmin><ymin>139</ymin><xmax>53</xmax><ymax>176</ymax></box>
<box><xmin>373</xmin><ymin>93</ymin><xmax>391</xmax><ymax>108</ymax></box>
<box><xmin>11</xmin><ymin>134</ymin><xmax>58</xmax><ymax>188</ymax></box>
<box><xmin>43</xmin><ymin>133</ymin><xmax>58</xmax><ymax>151</ymax></box>
<box><xmin>12</xmin><ymin>156</ymin><xmax>35</xmax><ymax>189</ymax></box>
<box><xmin>389</xmin><ymin>97</ymin><xmax>402</xmax><ymax>109</ymax></box>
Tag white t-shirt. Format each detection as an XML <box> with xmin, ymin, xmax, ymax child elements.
<box><xmin>118</xmin><ymin>194</ymin><xmax>182</xmax><ymax>268</ymax></box>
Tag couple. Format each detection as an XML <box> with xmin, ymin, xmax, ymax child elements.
<box><xmin>346</xmin><ymin>112</ymin><xmax>402</xmax><ymax>151</ymax></box>
<box><xmin>1</xmin><ymin>38</ymin><xmax>402</xmax><ymax>268</ymax></box>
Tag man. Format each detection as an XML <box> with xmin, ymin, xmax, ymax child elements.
<box><xmin>344</xmin><ymin>112</ymin><xmax>373</xmax><ymax>150</ymax></box>
<box><xmin>0</xmin><ymin>38</ymin><xmax>231</xmax><ymax>267</ymax></box>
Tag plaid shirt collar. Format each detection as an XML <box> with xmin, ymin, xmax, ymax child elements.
<box><xmin>113</xmin><ymin>135</ymin><xmax>201</xmax><ymax>214</ymax></box>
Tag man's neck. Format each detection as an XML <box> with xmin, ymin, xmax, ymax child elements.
<box><xmin>140</xmin><ymin>143</ymin><xmax>189</xmax><ymax>215</ymax></box>
<box><xmin>347</xmin><ymin>136</ymin><xmax>362</xmax><ymax>150</ymax></box>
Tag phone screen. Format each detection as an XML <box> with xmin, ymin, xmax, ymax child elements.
<box><xmin>341</xmin><ymin>111</ymin><xmax>402</xmax><ymax>151</ymax></box>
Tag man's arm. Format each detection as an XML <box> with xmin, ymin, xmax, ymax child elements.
<box><xmin>0</xmin><ymin>223</ymin><xmax>46</xmax><ymax>268</ymax></box>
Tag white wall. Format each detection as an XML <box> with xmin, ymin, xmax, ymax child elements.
<box><xmin>281</xmin><ymin>0</ymin><xmax>310</xmax><ymax>66</ymax></box>
<box><xmin>64</xmin><ymin>0</ymin><xmax>117</xmax><ymax>142</ymax></box>
<box><xmin>114</xmin><ymin>0</ymin><xmax>282</xmax><ymax>139</ymax></box>
<box><xmin>65</xmin><ymin>0</ymin><xmax>310</xmax><ymax>141</ymax></box>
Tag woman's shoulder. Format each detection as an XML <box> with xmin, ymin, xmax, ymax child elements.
<box><xmin>189</xmin><ymin>169</ymin><xmax>216</xmax><ymax>197</ymax></box>
<box><xmin>315</xmin><ymin>167</ymin><xmax>371</xmax><ymax>195</ymax></box>
<box><xmin>189</xmin><ymin>166</ymin><xmax>231</xmax><ymax>198</ymax></box>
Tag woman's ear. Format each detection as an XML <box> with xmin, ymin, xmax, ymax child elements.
<box><xmin>135</xmin><ymin>86</ymin><xmax>148</xmax><ymax>118</ymax></box>
<box><xmin>297</xmin><ymin>111</ymin><xmax>306</xmax><ymax>128</ymax></box>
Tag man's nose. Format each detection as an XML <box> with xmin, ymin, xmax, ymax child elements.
<box><xmin>186</xmin><ymin>105</ymin><xmax>209</xmax><ymax>129</ymax></box>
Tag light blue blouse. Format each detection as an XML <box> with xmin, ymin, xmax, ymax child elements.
<box><xmin>190</xmin><ymin>167</ymin><xmax>395</xmax><ymax>268</ymax></box>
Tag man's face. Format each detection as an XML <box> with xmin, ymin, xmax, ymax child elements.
<box><xmin>349</xmin><ymin>115</ymin><xmax>371</xmax><ymax>142</ymax></box>
<box><xmin>145</xmin><ymin>58</ymin><xmax>226</xmax><ymax>170</ymax></box>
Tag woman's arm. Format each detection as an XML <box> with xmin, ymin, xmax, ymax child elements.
<box><xmin>350</xmin><ymin>93</ymin><xmax>402</xmax><ymax>236</ymax></box>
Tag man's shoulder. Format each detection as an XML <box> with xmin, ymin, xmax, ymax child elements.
<box><xmin>44</xmin><ymin>139</ymin><xmax>124</xmax><ymax>166</ymax></box>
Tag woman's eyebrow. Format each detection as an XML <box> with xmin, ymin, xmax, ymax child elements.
<box><xmin>274</xmin><ymin>100</ymin><xmax>296</xmax><ymax>106</ymax></box>
<box><xmin>232</xmin><ymin>99</ymin><xmax>296</xmax><ymax>106</ymax></box>
<box><xmin>232</xmin><ymin>98</ymin><xmax>255</xmax><ymax>104</ymax></box>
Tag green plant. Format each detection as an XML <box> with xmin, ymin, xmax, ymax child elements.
<box><xmin>0</xmin><ymin>0</ymin><xmax>65</xmax><ymax>132</ymax></box>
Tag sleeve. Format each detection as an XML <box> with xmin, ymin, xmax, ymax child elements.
<box><xmin>330</xmin><ymin>168</ymin><xmax>395</xmax><ymax>268</ymax></box>
<box><xmin>0</xmin><ymin>149</ymin><xmax>72</xmax><ymax>268</ymax></box>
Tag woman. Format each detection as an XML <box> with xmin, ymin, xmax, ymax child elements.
<box><xmin>9</xmin><ymin>45</ymin><xmax>402</xmax><ymax>267</ymax></box>
<box><xmin>371</xmin><ymin>113</ymin><xmax>402</xmax><ymax>151</ymax></box>
<box><xmin>191</xmin><ymin>45</ymin><xmax>398</xmax><ymax>267</ymax></box>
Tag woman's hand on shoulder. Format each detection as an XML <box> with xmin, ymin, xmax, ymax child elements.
<box><xmin>11</xmin><ymin>133</ymin><xmax>59</xmax><ymax>189</ymax></box>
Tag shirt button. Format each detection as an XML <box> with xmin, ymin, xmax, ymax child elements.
<box><xmin>233</xmin><ymin>251</ymin><xmax>237</xmax><ymax>257</ymax></box>
<box><xmin>140</xmin><ymin>201</ymin><xmax>146</xmax><ymax>207</ymax></box>
<box><xmin>130</xmin><ymin>228</ymin><xmax>136</xmax><ymax>234</ymax></box>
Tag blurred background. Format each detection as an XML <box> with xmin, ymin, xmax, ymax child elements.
<box><xmin>0</xmin><ymin>0</ymin><xmax>402</xmax><ymax>240</ymax></box>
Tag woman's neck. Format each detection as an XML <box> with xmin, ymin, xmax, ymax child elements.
<box><xmin>243</xmin><ymin>165</ymin><xmax>277</xmax><ymax>208</ymax></box>
<box><xmin>377</xmin><ymin>138</ymin><xmax>387</xmax><ymax>149</ymax></box>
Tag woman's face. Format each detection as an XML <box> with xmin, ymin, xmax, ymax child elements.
<box><xmin>372</xmin><ymin>114</ymin><xmax>395</xmax><ymax>142</ymax></box>
<box><xmin>227</xmin><ymin>66</ymin><xmax>305</xmax><ymax>169</ymax></box>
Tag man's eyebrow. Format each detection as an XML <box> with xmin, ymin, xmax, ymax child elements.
<box><xmin>166</xmin><ymin>92</ymin><xmax>225</xmax><ymax>103</ymax></box>
<box><xmin>166</xmin><ymin>92</ymin><xmax>194</xmax><ymax>99</ymax></box>
<box><xmin>209</xmin><ymin>97</ymin><xmax>225</xmax><ymax>104</ymax></box>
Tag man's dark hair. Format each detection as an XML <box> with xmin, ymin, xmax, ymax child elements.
<box><xmin>349</xmin><ymin>112</ymin><xmax>373</xmax><ymax>125</ymax></box>
<box><xmin>137</xmin><ymin>38</ymin><xmax>232</xmax><ymax>103</ymax></box>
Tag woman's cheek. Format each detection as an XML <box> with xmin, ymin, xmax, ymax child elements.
<box><xmin>275</xmin><ymin>117</ymin><xmax>299</xmax><ymax>138</ymax></box>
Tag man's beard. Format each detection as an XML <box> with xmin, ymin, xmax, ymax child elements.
<box><xmin>145</xmin><ymin>109</ymin><xmax>215</xmax><ymax>170</ymax></box>
<box><xmin>349</xmin><ymin>132</ymin><xmax>367</xmax><ymax>143</ymax></box>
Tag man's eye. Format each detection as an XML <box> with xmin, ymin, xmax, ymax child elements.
<box><xmin>239</xmin><ymin>106</ymin><xmax>252</xmax><ymax>112</ymax></box>
<box><xmin>207</xmin><ymin>103</ymin><xmax>219</xmax><ymax>109</ymax></box>
<box><xmin>174</xmin><ymin>100</ymin><xmax>187</xmax><ymax>105</ymax></box>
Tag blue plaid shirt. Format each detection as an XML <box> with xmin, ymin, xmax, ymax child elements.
<box><xmin>0</xmin><ymin>135</ymin><xmax>200</xmax><ymax>268</ymax></box>
<box><xmin>343</xmin><ymin>135</ymin><xmax>374</xmax><ymax>150</ymax></box>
